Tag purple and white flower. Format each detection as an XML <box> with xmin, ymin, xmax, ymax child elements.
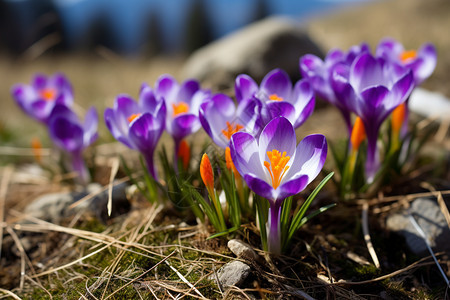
<box><xmin>48</xmin><ymin>104</ymin><xmax>98</xmax><ymax>185</ymax></box>
<box><xmin>230</xmin><ymin>116</ymin><xmax>327</xmax><ymax>253</ymax></box>
<box><xmin>376</xmin><ymin>38</ymin><xmax>437</xmax><ymax>85</ymax></box>
<box><xmin>104</xmin><ymin>84</ymin><xmax>166</xmax><ymax>180</ymax></box>
<box><xmin>11</xmin><ymin>73</ymin><xmax>74</xmax><ymax>124</ymax></box>
<box><xmin>235</xmin><ymin>69</ymin><xmax>315</xmax><ymax>129</ymax></box>
<box><xmin>300</xmin><ymin>43</ymin><xmax>370</xmax><ymax>133</ymax></box>
<box><xmin>199</xmin><ymin>93</ymin><xmax>263</xmax><ymax>149</ymax></box>
<box><xmin>330</xmin><ymin>53</ymin><xmax>414</xmax><ymax>182</ymax></box>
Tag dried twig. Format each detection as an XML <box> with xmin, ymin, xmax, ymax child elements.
<box><xmin>0</xmin><ymin>288</ymin><xmax>22</xmax><ymax>300</ymax></box>
<box><xmin>362</xmin><ymin>203</ymin><xmax>380</xmax><ymax>268</ymax></box>
<box><xmin>107</xmin><ymin>157</ymin><xmax>120</xmax><ymax>216</ymax></box>
<box><xmin>0</xmin><ymin>166</ymin><xmax>13</xmax><ymax>259</ymax></box>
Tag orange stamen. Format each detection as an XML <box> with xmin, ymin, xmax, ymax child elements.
<box><xmin>391</xmin><ymin>103</ymin><xmax>406</xmax><ymax>133</ymax></box>
<box><xmin>263</xmin><ymin>149</ymin><xmax>290</xmax><ymax>189</ymax></box>
<box><xmin>269</xmin><ymin>94</ymin><xmax>283</xmax><ymax>101</ymax></box>
<box><xmin>200</xmin><ymin>153</ymin><xmax>214</xmax><ymax>193</ymax></box>
<box><xmin>31</xmin><ymin>137</ymin><xmax>42</xmax><ymax>163</ymax></box>
<box><xmin>221</xmin><ymin>121</ymin><xmax>244</xmax><ymax>140</ymax></box>
<box><xmin>350</xmin><ymin>117</ymin><xmax>366</xmax><ymax>152</ymax></box>
<box><xmin>39</xmin><ymin>88</ymin><xmax>56</xmax><ymax>101</ymax></box>
<box><xmin>399</xmin><ymin>50</ymin><xmax>417</xmax><ymax>63</ymax></box>
<box><xmin>225</xmin><ymin>147</ymin><xmax>240</xmax><ymax>179</ymax></box>
<box><xmin>172</xmin><ymin>102</ymin><xmax>189</xmax><ymax>116</ymax></box>
<box><xmin>127</xmin><ymin>113</ymin><xmax>141</xmax><ymax>123</ymax></box>
<box><xmin>178</xmin><ymin>140</ymin><xmax>191</xmax><ymax>171</ymax></box>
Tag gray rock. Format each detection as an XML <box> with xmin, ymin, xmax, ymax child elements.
<box><xmin>23</xmin><ymin>182</ymin><xmax>130</xmax><ymax>224</ymax></box>
<box><xmin>227</xmin><ymin>239</ymin><xmax>260</xmax><ymax>262</ymax></box>
<box><xmin>183</xmin><ymin>16</ymin><xmax>323</xmax><ymax>90</ymax></box>
<box><xmin>386</xmin><ymin>198</ymin><xmax>450</xmax><ymax>255</ymax></box>
<box><xmin>214</xmin><ymin>260</ymin><xmax>251</xmax><ymax>288</ymax></box>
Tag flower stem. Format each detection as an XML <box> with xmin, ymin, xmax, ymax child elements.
<box><xmin>267</xmin><ymin>202</ymin><xmax>282</xmax><ymax>254</ymax></box>
<box><xmin>71</xmin><ymin>151</ymin><xmax>90</xmax><ymax>185</ymax></box>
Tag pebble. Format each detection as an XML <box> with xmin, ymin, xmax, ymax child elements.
<box><xmin>227</xmin><ymin>239</ymin><xmax>260</xmax><ymax>262</ymax></box>
<box><xmin>213</xmin><ymin>260</ymin><xmax>251</xmax><ymax>288</ymax></box>
<box><xmin>409</xmin><ymin>88</ymin><xmax>450</xmax><ymax>122</ymax></box>
<box><xmin>386</xmin><ymin>197</ymin><xmax>450</xmax><ymax>256</ymax></box>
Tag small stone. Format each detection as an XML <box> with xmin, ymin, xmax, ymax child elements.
<box><xmin>183</xmin><ymin>16</ymin><xmax>323</xmax><ymax>90</ymax></box>
<box><xmin>227</xmin><ymin>239</ymin><xmax>259</xmax><ymax>261</ymax></box>
<box><xmin>386</xmin><ymin>198</ymin><xmax>450</xmax><ymax>255</ymax></box>
<box><xmin>214</xmin><ymin>261</ymin><xmax>251</xmax><ymax>288</ymax></box>
<box><xmin>409</xmin><ymin>88</ymin><xmax>450</xmax><ymax>122</ymax></box>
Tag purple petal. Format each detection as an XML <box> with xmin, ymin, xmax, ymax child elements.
<box><xmin>235</xmin><ymin>74</ymin><xmax>258</xmax><ymax>103</ymax></box>
<box><xmin>360</xmin><ymin>85</ymin><xmax>390</xmax><ymax>122</ymax></box>
<box><xmin>156</xmin><ymin>74</ymin><xmax>178</xmax><ymax>103</ymax></box>
<box><xmin>258</xmin><ymin>117</ymin><xmax>296</xmax><ymax>170</ymax></box>
<box><xmin>177</xmin><ymin>79</ymin><xmax>200</xmax><ymax>103</ymax></box>
<box><xmin>236</xmin><ymin>97</ymin><xmax>264</xmax><ymax>136</ymax></box>
<box><xmin>350</xmin><ymin>53</ymin><xmax>385</xmax><ymax>92</ymax></box>
<box><xmin>104</xmin><ymin>108</ymin><xmax>134</xmax><ymax>149</ymax></box>
<box><xmin>286</xmin><ymin>134</ymin><xmax>327</xmax><ymax>186</ymax></box>
<box><xmin>385</xmin><ymin>71</ymin><xmax>414</xmax><ymax>111</ymax></box>
<box><xmin>128</xmin><ymin>113</ymin><xmax>164</xmax><ymax>153</ymax></box>
<box><xmin>410</xmin><ymin>43</ymin><xmax>437</xmax><ymax>84</ymax></box>
<box><xmin>277</xmin><ymin>175</ymin><xmax>309</xmax><ymax>201</ymax></box>
<box><xmin>230</xmin><ymin>132</ymin><xmax>266</xmax><ymax>179</ymax></box>
<box><xmin>263</xmin><ymin>101</ymin><xmax>296</xmax><ymax>125</ymax></box>
<box><xmin>189</xmin><ymin>90</ymin><xmax>211</xmax><ymax>114</ymax></box>
<box><xmin>243</xmin><ymin>173</ymin><xmax>276</xmax><ymax>201</ymax></box>
<box><xmin>49</xmin><ymin>118</ymin><xmax>84</xmax><ymax>152</ymax></box>
<box><xmin>299</xmin><ymin>54</ymin><xmax>324</xmax><ymax>78</ymax></box>
<box><xmin>291</xmin><ymin>79</ymin><xmax>315</xmax><ymax>128</ymax></box>
<box><xmin>32</xmin><ymin>73</ymin><xmax>47</xmax><ymax>89</ymax></box>
<box><xmin>260</xmin><ymin>69</ymin><xmax>292</xmax><ymax>100</ymax></box>
<box><xmin>139</xmin><ymin>85</ymin><xmax>159</xmax><ymax>111</ymax></box>
<box><xmin>168</xmin><ymin>114</ymin><xmax>200</xmax><ymax>141</ymax></box>
<box><xmin>83</xmin><ymin>107</ymin><xmax>98</xmax><ymax>147</ymax></box>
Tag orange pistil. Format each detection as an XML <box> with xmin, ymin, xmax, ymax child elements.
<box><xmin>172</xmin><ymin>102</ymin><xmax>189</xmax><ymax>116</ymax></box>
<box><xmin>31</xmin><ymin>137</ymin><xmax>42</xmax><ymax>163</ymax></box>
<box><xmin>221</xmin><ymin>121</ymin><xmax>244</xmax><ymax>140</ymax></box>
<box><xmin>269</xmin><ymin>94</ymin><xmax>283</xmax><ymax>101</ymax></box>
<box><xmin>200</xmin><ymin>153</ymin><xmax>214</xmax><ymax>194</ymax></box>
<box><xmin>399</xmin><ymin>50</ymin><xmax>417</xmax><ymax>63</ymax></box>
<box><xmin>178</xmin><ymin>140</ymin><xmax>191</xmax><ymax>171</ymax></box>
<box><xmin>350</xmin><ymin>117</ymin><xmax>366</xmax><ymax>152</ymax></box>
<box><xmin>391</xmin><ymin>103</ymin><xmax>406</xmax><ymax>133</ymax></box>
<box><xmin>127</xmin><ymin>113</ymin><xmax>142</xmax><ymax>123</ymax></box>
<box><xmin>39</xmin><ymin>88</ymin><xmax>56</xmax><ymax>101</ymax></box>
<box><xmin>225</xmin><ymin>147</ymin><xmax>240</xmax><ymax>179</ymax></box>
<box><xmin>263</xmin><ymin>149</ymin><xmax>290</xmax><ymax>189</ymax></box>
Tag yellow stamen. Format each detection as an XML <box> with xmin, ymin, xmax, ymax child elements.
<box><xmin>221</xmin><ymin>121</ymin><xmax>244</xmax><ymax>140</ymax></box>
<box><xmin>172</xmin><ymin>101</ymin><xmax>189</xmax><ymax>116</ymax></box>
<box><xmin>263</xmin><ymin>149</ymin><xmax>290</xmax><ymax>189</ymax></box>
<box><xmin>127</xmin><ymin>113</ymin><xmax>141</xmax><ymax>123</ymax></box>
<box><xmin>39</xmin><ymin>88</ymin><xmax>56</xmax><ymax>101</ymax></box>
<box><xmin>225</xmin><ymin>147</ymin><xmax>240</xmax><ymax>179</ymax></box>
<box><xmin>269</xmin><ymin>94</ymin><xmax>283</xmax><ymax>101</ymax></box>
<box><xmin>178</xmin><ymin>140</ymin><xmax>190</xmax><ymax>171</ymax></box>
<box><xmin>399</xmin><ymin>50</ymin><xmax>417</xmax><ymax>63</ymax></box>
<box><xmin>350</xmin><ymin>117</ymin><xmax>366</xmax><ymax>152</ymax></box>
<box><xmin>391</xmin><ymin>103</ymin><xmax>406</xmax><ymax>133</ymax></box>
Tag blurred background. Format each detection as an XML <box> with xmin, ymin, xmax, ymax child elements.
<box><xmin>0</xmin><ymin>0</ymin><xmax>449</xmax><ymax>147</ymax></box>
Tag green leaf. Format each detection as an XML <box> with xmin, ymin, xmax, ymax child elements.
<box><xmin>207</xmin><ymin>226</ymin><xmax>240</xmax><ymax>240</ymax></box>
<box><xmin>286</xmin><ymin>172</ymin><xmax>334</xmax><ymax>244</ymax></box>
<box><xmin>296</xmin><ymin>203</ymin><xmax>336</xmax><ymax>228</ymax></box>
<box><xmin>254</xmin><ymin>194</ymin><xmax>269</xmax><ymax>251</ymax></box>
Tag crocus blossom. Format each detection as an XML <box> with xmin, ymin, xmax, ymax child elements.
<box><xmin>330</xmin><ymin>53</ymin><xmax>414</xmax><ymax>182</ymax></box>
<box><xmin>376</xmin><ymin>38</ymin><xmax>437</xmax><ymax>85</ymax></box>
<box><xmin>104</xmin><ymin>84</ymin><xmax>166</xmax><ymax>180</ymax></box>
<box><xmin>48</xmin><ymin>104</ymin><xmax>98</xmax><ymax>185</ymax></box>
<box><xmin>299</xmin><ymin>44</ymin><xmax>370</xmax><ymax>133</ymax></box>
<box><xmin>235</xmin><ymin>69</ymin><xmax>315</xmax><ymax>129</ymax></box>
<box><xmin>154</xmin><ymin>74</ymin><xmax>210</xmax><ymax>163</ymax></box>
<box><xmin>230</xmin><ymin>116</ymin><xmax>327</xmax><ymax>253</ymax></box>
<box><xmin>199</xmin><ymin>93</ymin><xmax>263</xmax><ymax>149</ymax></box>
<box><xmin>11</xmin><ymin>73</ymin><xmax>74</xmax><ymax>124</ymax></box>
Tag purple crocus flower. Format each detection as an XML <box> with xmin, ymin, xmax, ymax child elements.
<box><xmin>199</xmin><ymin>93</ymin><xmax>263</xmax><ymax>149</ymax></box>
<box><xmin>300</xmin><ymin>43</ymin><xmax>370</xmax><ymax>133</ymax></box>
<box><xmin>376</xmin><ymin>38</ymin><xmax>437</xmax><ymax>85</ymax></box>
<box><xmin>104</xmin><ymin>84</ymin><xmax>166</xmax><ymax>180</ymax></box>
<box><xmin>11</xmin><ymin>73</ymin><xmax>73</xmax><ymax>124</ymax></box>
<box><xmin>154</xmin><ymin>75</ymin><xmax>210</xmax><ymax>167</ymax></box>
<box><xmin>48</xmin><ymin>104</ymin><xmax>98</xmax><ymax>185</ymax></box>
<box><xmin>235</xmin><ymin>69</ymin><xmax>315</xmax><ymax>129</ymax></box>
<box><xmin>330</xmin><ymin>53</ymin><xmax>414</xmax><ymax>183</ymax></box>
<box><xmin>230</xmin><ymin>116</ymin><xmax>327</xmax><ymax>254</ymax></box>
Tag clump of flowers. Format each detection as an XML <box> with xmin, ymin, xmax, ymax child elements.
<box><xmin>11</xmin><ymin>73</ymin><xmax>97</xmax><ymax>185</ymax></box>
